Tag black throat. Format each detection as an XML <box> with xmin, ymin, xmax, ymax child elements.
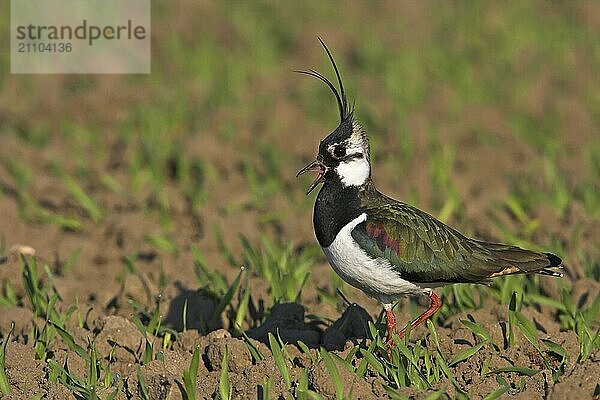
<box><xmin>313</xmin><ymin>173</ymin><xmax>364</xmax><ymax>248</ymax></box>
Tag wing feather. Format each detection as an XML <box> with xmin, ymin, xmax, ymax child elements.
<box><xmin>352</xmin><ymin>187</ymin><xmax>561</xmax><ymax>284</ymax></box>
<box><xmin>351</xmin><ymin>201</ymin><xmax>506</xmax><ymax>283</ymax></box>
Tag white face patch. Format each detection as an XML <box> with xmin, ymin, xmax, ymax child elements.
<box><xmin>335</xmin><ymin>152</ymin><xmax>370</xmax><ymax>186</ymax></box>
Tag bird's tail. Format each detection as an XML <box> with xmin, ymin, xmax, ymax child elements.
<box><xmin>477</xmin><ymin>242</ymin><xmax>564</xmax><ymax>278</ymax></box>
<box><xmin>537</xmin><ymin>252</ymin><xmax>564</xmax><ymax>277</ymax></box>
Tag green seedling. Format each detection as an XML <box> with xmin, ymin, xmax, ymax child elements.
<box><xmin>297</xmin><ymin>369</ymin><xmax>310</xmax><ymax>400</ymax></box>
<box><xmin>218</xmin><ymin>345</ymin><xmax>232</xmax><ymax>400</ymax></box>
<box><xmin>390</xmin><ymin>336</ymin><xmax>432</xmax><ymax>389</ymax></box>
<box><xmin>449</xmin><ymin>342</ymin><xmax>485</xmax><ymax>366</ymax></box>
<box><xmin>120</xmin><ymin>255</ymin><xmax>155</xmax><ymax>305</ymax></box>
<box><xmin>241</xmin><ymin>235</ymin><xmax>316</xmax><ymax>304</ymax></box>
<box><xmin>239</xmin><ymin>330</ymin><xmax>265</xmax><ymax>363</ymax></box>
<box><xmin>3</xmin><ymin>160</ymin><xmax>82</xmax><ymax>230</ymax></box>
<box><xmin>55</xmin><ymin>247</ymin><xmax>82</xmax><ymax>276</ymax></box>
<box><xmin>105</xmin><ymin>380</ymin><xmax>124</xmax><ymax>400</ymax></box>
<box><xmin>0</xmin><ymin>279</ymin><xmax>17</xmax><ymax>307</ymax></box>
<box><xmin>86</xmin><ymin>339</ymin><xmax>101</xmax><ymax>395</ymax></box>
<box><xmin>440</xmin><ymin>284</ymin><xmax>481</xmax><ymax>315</ymax></box>
<box><xmin>482</xmin><ymin>385</ymin><xmax>510</xmax><ymax>400</ymax></box>
<box><xmin>578</xmin><ymin>251</ymin><xmax>600</xmax><ymax>281</ymax></box>
<box><xmin>316</xmin><ymin>272</ymin><xmax>347</xmax><ymax>308</ymax></box>
<box><xmin>330</xmin><ymin>350</ymin><xmax>356</xmax><ymax>375</ymax></box>
<box><xmin>131</xmin><ymin>314</ymin><xmax>155</xmax><ymax>365</ymax></box>
<box><xmin>128</xmin><ymin>295</ymin><xmax>176</xmax><ymax>347</ymax></box>
<box><xmin>356</xmin><ymin>320</ymin><xmax>457</xmax><ymax>391</ymax></box>
<box><xmin>550</xmin><ymin>287</ymin><xmax>600</xmax><ymax>361</ymax></box>
<box><xmin>575</xmin><ymin>314</ymin><xmax>599</xmax><ymax>362</ymax></box>
<box><xmin>138</xmin><ymin>302</ymin><xmax>180</xmax><ymax>345</ymax></box>
<box><xmin>297</xmin><ymin>340</ymin><xmax>317</xmax><ymax>364</ymax></box>
<box><xmin>137</xmin><ymin>366</ymin><xmax>150</xmax><ymax>400</ymax></box>
<box><xmin>297</xmin><ymin>369</ymin><xmax>326</xmax><ymax>399</ymax></box>
<box><xmin>146</xmin><ymin>295</ymin><xmax>166</xmax><ymax>337</ymax></box>
<box><xmin>208</xmin><ymin>266</ymin><xmax>245</xmax><ymax>333</ymax></box>
<box><xmin>49</xmin><ymin>320</ymin><xmax>89</xmax><ymax>361</ymax></box>
<box><xmin>501</xmin><ymin>291</ymin><xmax>565</xmax><ymax>376</ymax></box>
<box><xmin>99</xmin><ymin>172</ymin><xmax>123</xmax><ymax>194</ymax></box>
<box><xmin>507</xmin><ymin>291</ymin><xmax>518</xmax><ymax>348</ymax></box>
<box><xmin>381</xmin><ymin>385</ymin><xmax>410</xmax><ymax>400</ymax></box>
<box><xmin>233</xmin><ymin>273</ymin><xmax>251</xmax><ymax>334</ymax></box>
<box><xmin>181</xmin><ymin>155</ymin><xmax>209</xmax><ymax>208</ymax></box>
<box><xmin>319</xmin><ymin>349</ymin><xmax>344</xmax><ymax>400</ymax></box>
<box><xmin>22</xmin><ymin>256</ymin><xmax>51</xmax><ymax>318</ymax></box>
<box><xmin>47</xmin><ymin>359</ymin><xmax>62</xmax><ymax>383</ymax></box>
<box><xmin>268</xmin><ymin>332</ymin><xmax>291</xmax><ymax>391</ymax></box>
<box><xmin>213</xmin><ymin>227</ymin><xmax>238</xmax><ymax>268</ymax></box>
<box><xmin>258</xmin><ymin>376</ymin><xmax>273</xmax><ymax>400</ymax></box>
<box><xmin>192</xmin><ymin>245</ymin><xmax>229</xmax><ymax>295</ymax></box>
<box><xmin>460</xmin><ymin>318</ymin><xmax>494</xmax><ymax>345</ymax></box>
<box><xmin>182</xmin><ymin>299</ymin><xmax>188</xmax><ymax>332</ymax></box>
<box><xmin>541</xmin><ymin>338</ymin><xmax>567</xmax><ymax>381</ymax></box>
<box><xmin>241</xmin><ymin>143</ymin><xmax>288</xmax><ymax>210</ymax></box>
<box><xmin>183</xmin><ymin>345</ymin><xmax>200</xmax><ymax>400</ymax></box>
<box><xmin>61</xmin><ymin>173</ymin><xmax>105</xmax><ymax>223</ymax></box>
<box><xmin>31</xmin><ymin>322</ymin><xmax>49</xmax><ymax>361</ymax></box>
<box><xmin>21</xmin><ymin>257</ymin><xmax>80</xmax><ymax>361</ymax></box>
<box><xmin>423</xmin><ymin>389</ymin><xmax>446</xmax><ymax>400</ymax></box>
<box><xmin>145</xmin><ymin>233</ymin><xmax>179</xmax><ymax>256</ymax></box>
<box><xmin>427</xmin><ymin>131</ymin><xmax>462</xmax><ymax>223</ymax></box>
<box><xmin>0</xmin><ymin>322</ymin><xmax>14</xmax><ymax>395</ymax></box>
<box><xmin>43</xmin><ymin>341</ymin><xmax>106</xmax><ymax>400</ymax></box>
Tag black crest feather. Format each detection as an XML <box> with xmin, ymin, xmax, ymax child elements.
<box><xmin>295</xmin><ymin>37</ymin><xmax>352</xmax><ymax>122</ymax></box>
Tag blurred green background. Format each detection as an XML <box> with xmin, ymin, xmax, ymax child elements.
<box><xmin>1</xmin><ymin>1</ymin><xmax>598</xmax><ymax>268</ymax></box>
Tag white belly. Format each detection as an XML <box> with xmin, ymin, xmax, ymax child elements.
<box><xmin>322</xmin><ymin>213</ymin><xmax>423</xmax><ymax>304</ymax></box>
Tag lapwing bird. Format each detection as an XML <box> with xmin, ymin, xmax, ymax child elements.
<box><xmin>297</xmin><ymin>39</ymin><xmax>563</xmax><ymax>348</ymax></box>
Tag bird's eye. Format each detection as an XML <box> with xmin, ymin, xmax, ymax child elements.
<box><xmin>333</xmin><ymin>145</ymin><xmax>346</xmax><ymax>158</ymax></box>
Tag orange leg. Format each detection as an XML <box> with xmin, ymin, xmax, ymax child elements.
<box><xmin>384</xmin><ymin>306</ymin><xmax>397</xmax><ymax>347</ymax></box>
<box><xmin>385</xmin><ymin>291</ymin><xmax>442</xmax><ymax>351</ymax></box>
<box><xmin>398</xmin><ymin>291</ymin><xmax>442</xmax><ymax>339</ymax></box>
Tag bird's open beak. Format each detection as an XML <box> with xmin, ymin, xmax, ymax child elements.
<box><xmin>297</xmin><ymin>159</ymin><xmax>326</xmax><ymax>195</ymax></box>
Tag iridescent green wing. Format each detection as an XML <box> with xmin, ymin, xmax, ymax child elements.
<box><xmin>351</xmin><ymin>201</ymin><xmax>501</xmax><ymax>283</ymax></box>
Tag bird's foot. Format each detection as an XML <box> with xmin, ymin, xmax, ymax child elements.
<box><xmin>383</xmin><ymin>292</ymin><xmax>442</xmax><ymax>360</ymax></box>
<box><xmin>398</xmin><ymin>290</ymin><xmax>442</xmax><ymax>338</ymax></box>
